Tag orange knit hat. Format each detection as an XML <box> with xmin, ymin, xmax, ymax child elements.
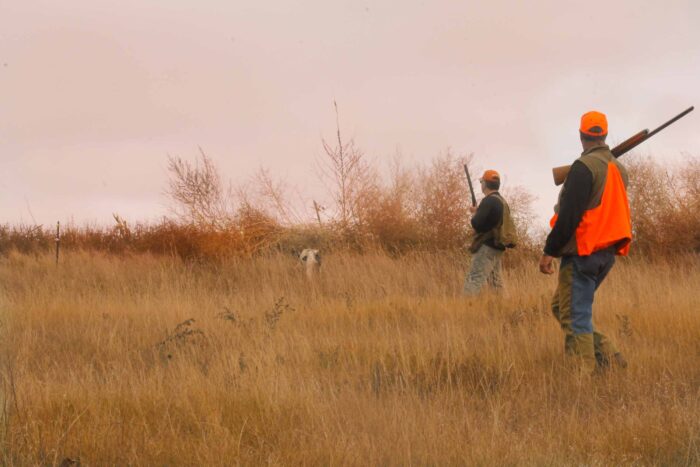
<box><xmin>580</xmin><ymin>110</ymin><xmax>608</xmax><ymax>136</ymax></box>
<box><xmin>480</xmin><ymin>170</ymin><xmax>500</xmax><ymax>182</ymax></box>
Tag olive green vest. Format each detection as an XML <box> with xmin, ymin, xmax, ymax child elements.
<box><xmin>470</xmin><ymin>193</ymin><xmax>517</xmax><ymax>253</ymax></box>
<box><xmin>554</xmin><ymin>145</ymin><xmax>629</xmax><ymax>256</ymax></box>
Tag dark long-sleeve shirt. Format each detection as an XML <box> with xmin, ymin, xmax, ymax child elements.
<box><xmin>544</xmin><ymin>161</ymin><xmax>593</xmax><ymax>256</ymax></box>
<box><xmin>471</xmin><ymin>192</ymin><xmax>504</xmax><ymax>250</ymax></box>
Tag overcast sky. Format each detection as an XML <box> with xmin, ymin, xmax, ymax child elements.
<box><xmin>2</xmin><ymin>0</ymin><xmax>699</xmax><ymax>226</ymax></box>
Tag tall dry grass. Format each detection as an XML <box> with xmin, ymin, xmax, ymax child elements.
<box><xmin>0</xmin><ymin>250</ymin><xmax>698</xmax><ymax>465</ymax></box>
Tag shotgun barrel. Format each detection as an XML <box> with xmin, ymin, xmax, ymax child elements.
<box><xmin>463</xmin><ymin>164</ymin><xmax>477</xmax><ymax>207</ymax></box>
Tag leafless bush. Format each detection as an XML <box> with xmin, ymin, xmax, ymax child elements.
<box><xmin>626</xmin><ymin>155</ymin><xmax>700</xmax><ymax>255</ymax></box>
<box><xmin>416</xmin><ymin>151</ymin><xmax>472</xmax><ymax>250</ymax></box>
<box><xmin>250</xmin><ymin>168</ymin><xmax>304</xmax><ymax>225</ymax></box>
<box><xmin>165</xmin><ymin>148</ymin><xmax>233</xmax><ymax>229</ymax></box>
<box><xmin>354</xmin><ymin>156</ymin><xmax>422</xmax><ymax>252</ymax></box>
<box><xmin>318</xmin><ymin>101</ymin><xmax>375</xmax><ymax>229</ymax></box>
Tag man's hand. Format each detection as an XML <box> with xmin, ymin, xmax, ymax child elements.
<box><xmin>539</xmin><ymin>254</ymin><xmax>555</xmax><ymax>274</ymax></box>
<box><xmin>468</xmin><ymin>206</ymin><xmax>477</xmax><ymax>215</ymax></box>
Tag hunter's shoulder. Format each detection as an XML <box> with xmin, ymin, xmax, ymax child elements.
<box><xmin>578</xmin><ymin>145</ymin><xmax>613</xmax><ymax>162</ymax></box>
<box><xmin>568</xmin><ymin>160</ymin><xmax>593</xmax><ymax>177</ymax></box>
<box><xmin>576</xmin><ymin>146</ymin><xmax>612</xmax><ymax>173</ymax></box>
<box><xmin>483</xmin><ymin>193</ymin><xmax>505</xmax><ymax>209</ymax></box>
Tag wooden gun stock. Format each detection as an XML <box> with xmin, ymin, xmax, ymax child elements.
<box><xmin>551</xmin><ymin>106</ymin><xmax>694</xmax><ymax>186</ymax></box>
<box><xmin>551</xmin><ymin>164</ymin><xmax>573</xmax><ymax>187</ymax></box>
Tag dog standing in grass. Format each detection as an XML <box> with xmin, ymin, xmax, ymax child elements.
<box><xmin>299</xmin><ymin>249</ymin><xmax>321</xmax><ymax>279</ymax></box>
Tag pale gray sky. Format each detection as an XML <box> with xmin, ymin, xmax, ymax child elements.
<box><xmin>1</xmin><ymin>0</ymin><xmax>699</xmax><ymax>226</ymax></box>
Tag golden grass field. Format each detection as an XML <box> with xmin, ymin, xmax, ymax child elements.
<box><xmin>0</xmin><ymin>250</ymin><xmax>698</xmax><ymax>465</ymax></box>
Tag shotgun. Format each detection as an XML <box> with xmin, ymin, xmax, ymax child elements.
<box><xmin>552</xmin><ymin>106</ymin><xmax>694</xmax><ymax>185</ymax></box>
<box><xmin>463</xmin><ymin>164</ymin><xmax>477</xmax><ymax>207</ymax></box>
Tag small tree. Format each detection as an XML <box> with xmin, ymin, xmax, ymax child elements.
<box><xmin>318</xmin><ymin>101</ymin><xmax>373</xmax><ymax>228</ymax></box>
<box><xmin>165</xmin><ymin>148</ymin><xmax>232</xmax><ymax>228</ymax></box>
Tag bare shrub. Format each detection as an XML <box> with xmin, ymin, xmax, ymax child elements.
<box><xmin>111</xmin><ymin>214</ymin><xmax>131</xmax><ymax>241</ymax></box>
<box><xmin>626</xmin><ymin>155</ymin><xmax>700</xmax><ymax>255</ymax></box>
<box><xmin>165</xmin><ymin>148</ymin><xmax>232</xmax><ymax>229</ymax></box>
<box><xmin>318</xmin><ymin>101</ymin><xmax>375</xmax><ymax>229</ymax></box>
<box><xmin>250</xmin><ymin>168</ymin><xmax>304</xmax><ymax>225</ymax></box>
<box><xmin>0</xmin><ymin>224</ymin><xmax>50</xmax><ymax>254</ymax></box>
<box><xmin>354</xmin><ymin>157</ymin><xmax>422</xmax><ymax>253</ymax></box>
<box><xmin>674</xmin><ymin>154</ymin><xmax>700</xmax><ymax>252</ymax></box>
<box><xmin>416</xmin><ymin>151</ymin><xmax>472</xmax><ymax>250</ymax></box>
<box><xmin>234</xmin><ymin>203</ymin><xmax>282</xmax><ymax>257</ymax></box>
<box><xmin>499</xmin><ymin>184</ymin><xmax>540</xmax><ymax>265</ymax></box>
<box><xmin>162</xmin><ymin>148</ymin><xmax>286</xmax><ymax>258</ymax></box>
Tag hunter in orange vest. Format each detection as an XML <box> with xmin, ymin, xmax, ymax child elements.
<box><xmin>540</xmin><ymin>110</ymin><xmax>632</xmax><ymax>374</ymax></box>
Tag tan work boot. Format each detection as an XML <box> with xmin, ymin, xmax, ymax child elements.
<box><xmin>572</xmin><ymin>333</ymin><xmax>597</xmax><ymax>374</ymax></box>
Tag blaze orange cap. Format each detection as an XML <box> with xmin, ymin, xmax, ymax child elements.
<box><xmin>480</xmin><ymin>170</ymin><xmax>500</xmax><ymax>183</ymax></box>
<box><xmin>580</xmin><ymin>110</ymin><xmax>608</xmax><ymax>136</ymax></box>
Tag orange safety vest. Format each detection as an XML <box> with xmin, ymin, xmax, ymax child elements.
<box><xmin>550</xmin><ymin>162</ymin><xmax>632</xmax><ymax>256</ymax></box>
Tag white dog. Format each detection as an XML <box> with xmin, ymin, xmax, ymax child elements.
<box><xmin>299</xmin><ymin>248</ymin><xmax>321</xmax><ymax>279</ymax></box>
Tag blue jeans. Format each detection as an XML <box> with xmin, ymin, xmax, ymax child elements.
<box><xmin>551</xmin><ymin>248</ymin><xmax>619</xmax><ymax>370</ymax></box>
<box><xmin>562</xmin><ymin>248</ymin><xmax>616</xmax><ymax>335</ymax></box>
